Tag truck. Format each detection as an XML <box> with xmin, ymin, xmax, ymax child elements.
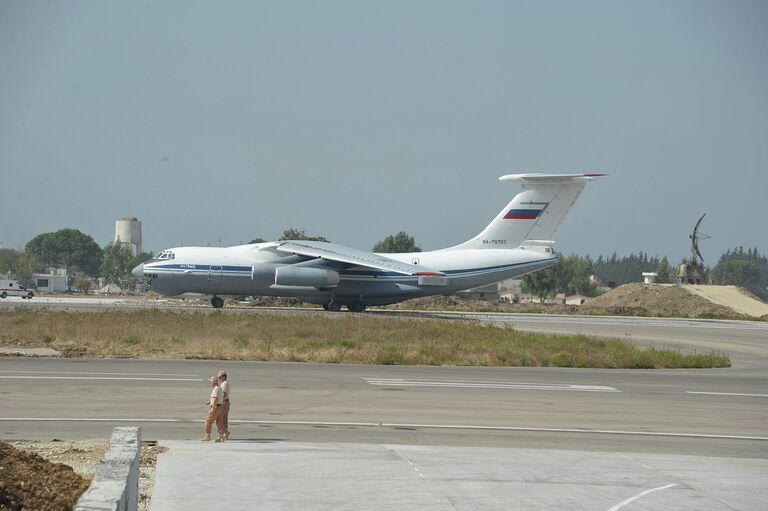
<box><xmin>0</xmin><ymin>280</ymin><xmax>34</xmax><ymax>299</ymax></box>
<box><xmin>676</xmin><ymin>261</ymin><xmax>705</xmax><ymax>285</ymax></box>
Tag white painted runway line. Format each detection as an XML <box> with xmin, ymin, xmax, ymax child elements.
<box><xmin>616</xmin><ymin>452</ymin><xmax>654</xmax><ymax>471</ymax></box>
<box><xmin>0</xmin><ymin>370</ymin><xmax>199</xmax><ymax>377</ymax></box>
<box><xmin>364</xmin><ymin>377</ymin><xmax>621</xmax><ymax>392</ymax></box>
<box><xmin>2</xmin><ymin>418</ymin><xmax>766</xmax><ymax>441</ymax></box>
<box><xmin>0</xmin><ymin>376</ymin><xmax>202</xmax><ymax>381</ymax></box>
<box><xmin>686</xmin><ymin>391</ymin><xmax>768</xmax><ymax>398</ymax></box>
<box><xmin>606</xmin><ymin>483</ymin><xmax>678</xmax><ymax>511</ymax></box>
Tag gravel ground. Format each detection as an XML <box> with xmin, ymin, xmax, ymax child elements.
<box><xmin>6</xmin><ymin>439</ymin><xmax>163</xmax><ymax>511</ymax></box>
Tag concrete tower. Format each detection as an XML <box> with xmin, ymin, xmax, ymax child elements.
<box><xmin>115</xmin><ymin>217</ymin><xmax>142</xmax><ymax>255</ymax></box>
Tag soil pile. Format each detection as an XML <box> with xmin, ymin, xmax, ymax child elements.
<box><xmin>386</xmin><ymin>284</ymin><xmax>759</xmax><ymax>319</ymax></box>
<box><xmin>0</xmin><ymin>440</ymin><xmax>90</xmax><ymax>511</ymax></box>
<box><xmin>684</xmin><ymin>285</ymin><xmax>768</xmax><ymax>318</ymax></box>
<box><xmin>5</xmin><ymin>440</ymin><xmax>161</xmax><ymax>511</ymax></box>
<box><xmin>581</xmin><ymin>283</ymin><xmax>744</xmax><ymax>319</ymax></box>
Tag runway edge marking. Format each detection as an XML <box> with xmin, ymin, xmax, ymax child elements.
<box><xmin>363</xmin><ymin>378</ymin><xmax>621</xmax><ymax>392</ymax></box>
<box><xmin>2</xmin><ymin>418</ymin><xmax>766</xmax><ymax>441</ymax></box>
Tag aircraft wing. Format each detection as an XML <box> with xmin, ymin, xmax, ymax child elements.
<box><xmin>267</xmin><ymin>240</ymin><xmax>444</xmax><ymax>276</ymax></box>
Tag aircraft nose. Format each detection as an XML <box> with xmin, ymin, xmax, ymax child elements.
<box><xmin>132</xmin><ymin>263</ymin><xmax>144</xmax><ymax>280</ymax></box>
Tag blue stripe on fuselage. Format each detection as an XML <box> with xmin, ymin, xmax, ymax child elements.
<box><xmin>146</xmin><ymin>264</ymin><xmax>252</xmax><ymax>272</ymax></box>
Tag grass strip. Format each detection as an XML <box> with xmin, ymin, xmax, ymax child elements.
<box><xmin>0</xmin><ymin>309</ymin><xmax>730</xmax><ymax>368</ymax></box>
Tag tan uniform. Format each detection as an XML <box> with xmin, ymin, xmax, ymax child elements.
<box><xmin>204</xmin><ymin>386</ymin><xmax>223</xmax><ymax>434</ymax></box>
<box><xmin>220</xmin><ymin>380</ymin><xmax>231</xmax><ymax>433</ymax></box>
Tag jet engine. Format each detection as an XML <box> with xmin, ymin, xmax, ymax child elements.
<box><xmin>274</xmin><ymin>266</ymin><xmax>340</xmax><ymax>287</ymax></box>
<box><xmin>251</xmin><ymin>264</ymin><xmax>339</xmax><ymax>287</ymax></box>
<box><xmin>251</xmin><ymin>264</ymin><xmax>279</xmax><ymax>282</ymax></box>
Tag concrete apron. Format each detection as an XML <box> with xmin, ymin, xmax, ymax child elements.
<box><xmin>151</xmin><ymin>440</ymin><xmax>767</xmax><ymax>510</ymax></box>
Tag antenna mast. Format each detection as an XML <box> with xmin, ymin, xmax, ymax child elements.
<box><xmin>689</xmin><ymin>213</ymin><xmax>710</xmax><ymax>265</ymax></box>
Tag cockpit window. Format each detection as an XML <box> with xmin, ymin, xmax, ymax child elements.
<box><xmin>155</xmin><ymin>250</ymin><xmax>176</xmax><ymax>261</ymax></box>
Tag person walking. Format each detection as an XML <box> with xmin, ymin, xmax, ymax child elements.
<box><xmin>217</xmin><ymin>370</ymin><xmax>231</xmax><ymax>440</ymax></box>
<box><xmin>200</xmin><ymin>376</ymin><xmax>225</xmax><ymax>442</ymax></box>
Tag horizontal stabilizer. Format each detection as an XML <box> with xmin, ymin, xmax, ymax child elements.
<box><xmin>499</xmin><ymin>173</ymin><xmax>607</xmax><ymax>183</ymax></box>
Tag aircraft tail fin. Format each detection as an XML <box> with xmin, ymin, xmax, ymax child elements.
<box><xmin>451</xmin><ymin>173</ymin><xmax>605</xmax><ymax>250</ymax></box>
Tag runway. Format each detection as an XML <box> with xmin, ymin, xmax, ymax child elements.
<box><xmin>1</xmin><ymin>358</ymin><xmax>766</xmax><ymax>456</ymax></box>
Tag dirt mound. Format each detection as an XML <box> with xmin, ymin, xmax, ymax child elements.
<box><xmin>0</xmin><ymin>440</ymin><xmax>90</xmax><ymax>511</ymax></box>
<box><xmin>384</xmin><ymin>289</ymin><xmax>753</xmax><ymax>319</ymax></box>
<box><xmin>684</xmin><ymin>285</ymin><xmax>768</xmax><ymax>318</ymax></box>
<box><xmin>581</xmin><ymin>283</ymin><xmax>746</xmax><ymax>319</ymax></box>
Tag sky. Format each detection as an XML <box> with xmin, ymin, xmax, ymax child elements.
<box><xmin>0</xmin><ymin>0</ymin><xmax>766</xmax><ymax>264</ymax></box>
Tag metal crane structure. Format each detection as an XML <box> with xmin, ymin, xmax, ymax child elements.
<box><xmin>676</xmin><ymin>213</ymin><xmax>710</xmax><ymax>285</ymax></box>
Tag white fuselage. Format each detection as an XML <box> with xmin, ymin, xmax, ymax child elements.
<box><xmin>141</xmin><ymin>243</ymin><xmax>557</xmax><ymax>306</ymax></box>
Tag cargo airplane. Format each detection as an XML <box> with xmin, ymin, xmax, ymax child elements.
<box><xmin>132</xmin><ymin>173</ymin><xmax>603</xmax><ymax>311</ymax></box>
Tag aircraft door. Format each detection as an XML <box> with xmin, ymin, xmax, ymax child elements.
<box><xmin>208</xmin><ymin>265</ymin><xmax>223</xmax><ymax>288</ymax></box>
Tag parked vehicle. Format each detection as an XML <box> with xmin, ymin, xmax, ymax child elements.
<box><xmin>0</xmin><ymin>280</ymin><xmax>34</xmax><ymax>299</ymax></box>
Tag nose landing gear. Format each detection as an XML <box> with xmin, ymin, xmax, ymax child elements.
<box><xmin>211</xmin><ymin>296</ymin><xmax>224</xmax><ymax>308</ymax></box>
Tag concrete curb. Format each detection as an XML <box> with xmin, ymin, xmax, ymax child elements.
<box><xmin>75</xmin><ymin>426</ymin><xmax>141</xmax><ymax>511</ymax></box>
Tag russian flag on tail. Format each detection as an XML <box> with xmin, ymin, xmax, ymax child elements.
<box><xmin>504</xmin><ymin>208</ymin><xmax>545</xmax><ymax>220</ymax></box>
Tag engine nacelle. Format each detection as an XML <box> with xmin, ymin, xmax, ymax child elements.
<box><xmin>251</xmin><ymin>264</ymin><xmax>278</xmax><ymax>282</ymax></box>
<box><xmin>274</xmin><ymin>266</ymin><xmax>340</xmax><ymax>287</ymax></box>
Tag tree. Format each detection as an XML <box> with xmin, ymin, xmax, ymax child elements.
<box><xmin>100</xmin><ymin>243</ymin><xmax>135</xmax><ymax>286</ymax></box>
<box><xmin>712</xmin><ymin>260</ymin><xmax>761</xmax><ymax>289</ymax></box>
<box><xmin>655</xmin><ymin>257</ymin><xmax>672</xmax><ymax>284</ymax></box>
<box><xmin>25</xmin><ymin>229</ymin><xmax>103</xmax><ymax>276</ymax></box>
<box><xmin>278</xmin><ymin>228</ymin><xmax>329</xmax><ymax>242</ymax></box>
<box><xmin>566</xmin><ymin>254</ymin><xmax>596</xmax><ymax>295</ymax></box>
<box><xmin>0</xmin><ymin>249</ymin><xmax>19</xmax><ymax>275</ymax></box>
<box><xmin>592</xmin><ymin>252</ymin><xmax>664</xmax><ymax>285</ymax></box>
<box><xmin>73</xmin><ymin>277</ymin><xmax>93</xmax><ymax>294</ymax></box>
<box><xmin>14</xmin><ymin>252</ymin><xmax>39</xmax><ymax>288</ymax></box>
<box><xmin>522</xmin><ymin>266</ymin><xmax>558</xmax><ymax>301</ymax></box>
<box><xmin>521</xmin><ymin>253</ymin><xmax>597</xmax><ymax>300</ymax></box>
<box><xmin>100</xmin><ymin>244</ymin><xmax>152</xmax><ymax>288</ymax></box>
<box><xmin>372</xmin><ymin>231</ymin><xmax>421</xmax><ymax>253</ymax></box>
<box><xmin>249</xmin><ymin>237</ymin><xmax>266</xmax><ymax>244</ymax></box>
<box><xmin>711</xmin><ymin>246</ymin><xmax>768</xmax><ymax>300</ymax></box>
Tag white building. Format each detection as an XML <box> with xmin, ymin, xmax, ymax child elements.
<box><xmin>33</xmin><ymin>268</ymin><xmax>68</xmax><ymax>292</ymax></box>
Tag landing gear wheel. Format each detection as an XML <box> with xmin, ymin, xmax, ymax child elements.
<box><xmin>347</xmin><ymin>301</ymin><xmax>366</xmax><ymax>313</ymax></box>
<box><xmin>322</xmin><ymin>303</ymin><xmax>330</xmax><ymax>311</ymax></box>
<box><xmin>326</xmin><ymin>300</ymin><xmax>341</xmax><ymax>312</ymax></box>
<box><xmin>211</xmin><ymin>296</ymin><xmax>224</xmax><ymax>308</ymax></box>
<box><xmin>1</xmin><ymin>292</ymin><xmax>6</xmax><ymax>299</ymax></box>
